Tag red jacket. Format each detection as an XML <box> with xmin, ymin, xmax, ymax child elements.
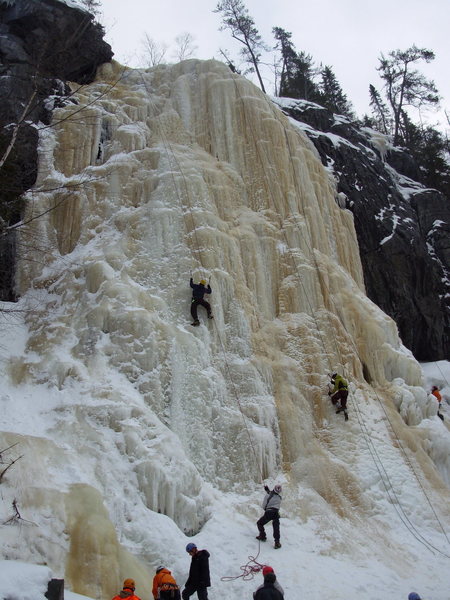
<box><xmin>432</xmin><ymin>389</ymin><xmax>442</xmax><ymax>403</ymax></box>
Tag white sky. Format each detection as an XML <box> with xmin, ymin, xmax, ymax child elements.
<box><xmin>100</xmin><ymin>0</ymin><xmax>450</xmax><ymax>127</ymax></box>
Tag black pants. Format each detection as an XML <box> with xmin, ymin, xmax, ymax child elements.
<box><xmin>257</xmin><ymin>509</ymin><xmax>280</xmax><ymax>542</ymax></box>
<box><xmin>182</xmin><ymin>586</ymin><xmax>208</xmax><ymax>600</ymax></box>
<box><xmin>331</xmin><ymin>389</ymin><xmax>348</xmax><ymax>409</ymax></box>
<box><xmin>160</xmin><ymin>590</ymin><xmax>181</xmax><ymax>600</ymax></box>
<box><xmin>191</xmin><ymin>299</ymin><xmax>211</xmax><ymax>320</ymax></box>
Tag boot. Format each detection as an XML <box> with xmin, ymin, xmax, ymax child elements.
<box><xmin>336</xmin><ymin>406</ymin><xmax>343</xmax><ymax>413</ymax></box>
<box><xmin>191</xmin><ymin>320</ymin><xmax>200</xmax><ymax>326</ymax></box>
<box><xmin>344</xmin><ymin>411</ymin><xmax>349</xmax><ymax>421</ymax></box>
<box><xmin>274</xmin><ymin>541</ymin><xmax>281</xmax><ymax>549</ymax></box>
<box><xmin>208</xmin><ymin>314</ymin><xmax>214</xmax><ymax>319</ymax></box>
<box><xmin>256</xmin><ymin>535</ymin><xmax>267</xmax><ymax>541</ymax></box>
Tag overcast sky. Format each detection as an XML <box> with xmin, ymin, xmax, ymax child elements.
<box><xmin>100</xmin><ymin>0</ymin><xmax>449</xmax><ymax>128</ymax></box>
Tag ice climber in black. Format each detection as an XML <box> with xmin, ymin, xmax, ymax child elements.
<box><xmin>190</xmin><ymin>278</ymin><xmax>213</xmax><ymax>326</ymax></box>
<box><xmin>256</xmin><ymin>484</ymin><xmax>282</xmax><ymax>549</ymax></box>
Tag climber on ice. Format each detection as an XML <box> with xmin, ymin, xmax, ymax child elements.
<box><xmin>328</xmin><ymin>372</ymin><xmax>349</xmax><ymax>421</ymax></box>
<box><xmin>431</xmin><ymin>385</ymin><xmax>444</xmax><ymax>421</ymax></box>
<box><xmin>190</xmin><ymin>277</ymin><xmax>213</xmax><ymax>326</ymax></box>
<box><xmin>256</xmin><ymin>484</ymin><xmax>282</xmax><ymax>549</ymax></box>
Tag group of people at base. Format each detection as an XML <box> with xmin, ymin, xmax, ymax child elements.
<box><xmin>114</xmin><ymin>576</ymin><xmax>424</xmax><ymax>600</ymax></box>
<box><xmin>112</xmin><ymin>485</ymin><xmax>284</xmax><ymax>600</ymax></box>
<box><xmin>112</xmin><ymin>542</ymin><xmax>210</xmax><ymax>600</ymax></box>
<box><xmin>112</xmin><ymin>563</ymin><xmax>284</xmax><ymax>600</ymax></box>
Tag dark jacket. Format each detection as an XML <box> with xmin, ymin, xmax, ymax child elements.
<box><xmin>185</xmin><ymin>549</ymin><xmax>211</xmax><ymax>588</ymax></box>
<box><xmin>254</xmin><ymin>574</ymin><xmax>284</xmax><ymax>600</ymax></box>
<box><xmin>254</xmin><ymin>573</ymin><xmax>284</xmax><ymax>597</ymax></box>
<box><xmin>190</xmin><ymin>278</ymin><xmax>211</xmax><ymax>300</ymax></box>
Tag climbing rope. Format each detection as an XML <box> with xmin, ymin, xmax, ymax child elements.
<box><xmin>136</xmin><ymin>68</ymin><xmax>266</xmax><ymax>484</ymax></box>
<box><xmin>220</xmin><ymin>542</ymin><xmax>265</xmax><ymax>582</ymax></box>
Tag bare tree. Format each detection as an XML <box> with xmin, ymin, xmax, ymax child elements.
<box><xmin>140</xmin><ymin>33</ymin><xmax>168</xmax><ymax>67</ymax></box>
<box><xmin>3</xmin><ymin>498</ymin><xmax>35</xmax><ymax>525</ymax></box>
<box><xmin>0</xmin><ymin>443</ymin><xmax>23</xmax><ymax>483</ymax></box>
<box><xmin>173</xmin><ymin>32</ymin><xmax>198</xmax><ymax>62</ymax></box>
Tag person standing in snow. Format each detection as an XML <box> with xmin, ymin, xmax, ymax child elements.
<box><xmin>189</xmin><ymin>277</ymin><xmax>213</xmax><ymax>326</ymax></box>
<box><xmin>253</xmin><ymin>566</ymin><xmax>284</xmax><ymax>598</ymax></box>
<box><xmin>431</xmin><ymin>386</ymin><xmax>444</xmax><ymax>421</ymax></box>
<box><xmin>112</xmin><ymin>579</ymin><xmax>141</xmax><ymax>600</ymax></box>
<box><xmin>253</xmin><ymin>567</ymin><xmax>284</xmax><ymax>600</ymax></box>
<box><xmin>182</xmin><ymin>543</ymin><xmax>211</xmax><ymax>600</ymax></box>
<box><xmin>152</xmin><ymin>566</ymin><xmax>181</xmax><ymax>600</ymax></box>
<box><xmin>256</xmin><ymin>484</ymin><xmax>282</xmax><ymax>549</ymax></box>
<box><xmin>328</xmin><ymin>372</ymin><xmax>349</xmax><ymax>421</ymax></box>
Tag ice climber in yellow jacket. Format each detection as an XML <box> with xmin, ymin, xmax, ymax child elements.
<box><xmin>328</xmin><ymin>373</ymin><xmax>349</xmax><ymax>421</ymax></box>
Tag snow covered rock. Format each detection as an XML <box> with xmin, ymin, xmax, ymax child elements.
<box><xmin>275</xmin><ymin>98</ymin><xmax>450</xmax><ymax>361</ymax></box>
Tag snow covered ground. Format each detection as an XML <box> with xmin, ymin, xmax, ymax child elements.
<box><xmin>0</xmin><ymin>347</ymin><xmax>449</xmax><ymax>600</ymax></box>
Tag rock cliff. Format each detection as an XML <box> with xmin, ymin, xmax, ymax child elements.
<box><xmin>0</xmin><ymin>0</ymin><xmax>112</xmax><ymax>299</ymax></box>
<box><xmin>274</xmin><ymin>99</ymin><xmax>450</xmax><ymax>361</ymax></box>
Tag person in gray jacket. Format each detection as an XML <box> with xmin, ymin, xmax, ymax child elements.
<box><xmin>256</xmin><ymin>484</ymin><xmax>282</xmax><ymax>548</ymax></box>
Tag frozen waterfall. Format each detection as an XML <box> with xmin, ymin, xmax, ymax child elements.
<box><xmin>0</xmin><ymin>59</ymin><xmax>449</xmax><ymax>600</ymax></box>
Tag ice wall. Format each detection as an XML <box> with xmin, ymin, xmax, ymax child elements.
<box><xmin>3</xmin><ymin>59</ymin><xmax>448</xmax><ymax>597</ymax></box>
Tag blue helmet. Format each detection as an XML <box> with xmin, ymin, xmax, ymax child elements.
<box><xmin>408</xmin><ymin>594</ymin><xmax>421</xmax><ymax>600</ymax></box>
<box><xmin>186</xmin><ymin>542</ymin><xmax>197</xmax><ymax>552</ymax></box>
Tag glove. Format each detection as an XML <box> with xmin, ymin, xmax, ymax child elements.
<box><xmin>264</xmin><ymin>485</ymin><xmax>270</xmax><ymax>493</ymax></box>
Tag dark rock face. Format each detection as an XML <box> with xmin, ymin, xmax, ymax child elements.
<box><xmin>276</xmin><ymin>99</ymin><xmax>450</xmax><ymax>361</ymax></box>
<box><xmin>0</xmin><ymin>0</ymin><xmax>113</xmax><ymax>300</ymax></box>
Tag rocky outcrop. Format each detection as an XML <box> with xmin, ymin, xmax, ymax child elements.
<box><xmin>276</xmin><ymin>99</ymin><xmax>450</xmax><ymax>360</ymax></box>
<box><xmin>0</xmin><ymin>0</ymin><xmax>113</xmax><ymax>300</ymax></box>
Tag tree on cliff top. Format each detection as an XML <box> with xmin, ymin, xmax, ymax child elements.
<box><xmin>78</xmin><ymin>0</ymin><xmax>102</xmax><ymax>18</ymax></box>
<box><xmin>272</xmin><ymin>27</ymin><xmax>320</xmax><ymax>102</ymax></box>
<box><xmin>375</xmin><ymin>45</ymin><xmax>439</xmax><ymax>146</ymax></box>
<box><xmin>319</xmin><ymin>65</ymin><xmax>354</xmax><ymax>118</ymax></box>
<box><xmin>214</xmin><ymin>0</ymin><xmax>268</xmax><ymax>93</ymax></box>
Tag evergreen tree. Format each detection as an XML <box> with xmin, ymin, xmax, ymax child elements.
<box><xmin>215</xmin><ymin>0</ymin><xmax>268</xmax><ymax>93</ymax></box>
<box><xmin>368</xmin><ymin>84</ymin><xmax>391</xmax><ymax>134</ymax></box>
<box><xmin>402</xmin><ymin>117</ymin><xmax>450</xmax><ymax>194</ymax></box>
<box><xmin>272</xmin><ymin>27</ymin><xmax>296</xmax><ymax>97</ymax></box>
<box><xmin>287</xmin><ymin>52</ymin><xmax>321</xmax><ymax>102</ymax></box>
<box><xmin>272</xmin><ymin>28</ymin><xmax>320</xmax><ymax>101</ymax></box>
<box><xmin>319</xmin><ymin>65</ymin><xmax>353</xmax><ymax>117</ymax></box>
